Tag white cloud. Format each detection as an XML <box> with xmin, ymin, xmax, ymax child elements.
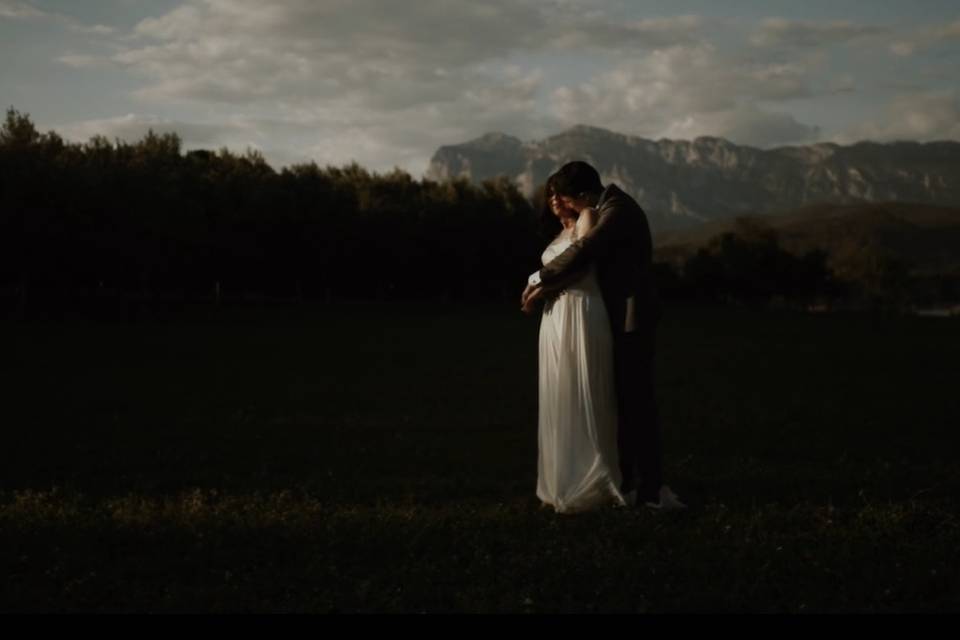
<box><xmin>2</xmin><ymin>1</ymin><xmax>119</xmax><ymax>42</ymax></box>
<box><xmin>548</xmin><ymin>44</ymin><xmax>820</xmax><ymax>147</ymax></box>
<box><xmin>750</xmin><ymin>18</ymin><xmax>887</xmax><ymax>48</ymax></box>
<box><xmin>889</xmin><ymin>42</ymin><xmax>916</xmax><ymax>57</ymax></box>
<box><xmin>839</xmin><ymin>91</ymin><xmax>960</xmax><ymax>143</ymax></box>
<box><xmin>69</xmin><ymin>23</ymin><xmax>115</xmax><ymax>35</ymax></box>
<box><xmin>101</xmin><ymin>1</ymin><xmax>709</xmax><ymax>110</ymax></box>
<box><xmin>37</xmin><ymin>4</ymin><xmax>960</xmax><ymax>172</ymax></box>
<box><xmin>47</xmin><ymin>1</ymin><xmax>702</xmax><ymax>172</ymax></box>
<box><xmin>658</xmin><ymin>107</ymin><xmax>821</xmax><ymax>148</ymax></box>
<box><xmin>66</xmin><ymin>5</ymin><xmax>844</xmax><ymax>165</ymax></box>
<box><xmin>0</xmin><ymin>0</ymin><xmax>48</xmax><ymax>19</ymax></box>
<box><xmin>828</xmin><ymin>74</ymin><xmax>857</xmax><ymax>94</ymax></box>
<box><xmin>95</xmin><ymin>0</ymin><xmax>549</xmax><ymax>116</ymax></box>
<box><xmin>548</xmin><ymin>14</ymin><xmax>706</xmax><ymax>50</ymax></box>
<box><xmin>57</xmin><ymin>53</ymin><xmax>107</xmax><ymax>69</ymax></box>
<box><xmin>886</xmin><ymin>19</ymin><xmax>960</xmax><ymax>57</ymax></box>
<box><xmin>50</xmin><ymin>71</ymin><xmax>556</xmax><ymax>174</ymax></box>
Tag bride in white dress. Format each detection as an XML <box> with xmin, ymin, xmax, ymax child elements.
<box><xmin>529</xmin><ymin>189</ymin><xmax>626</xmax><ymax>514</ymax></box>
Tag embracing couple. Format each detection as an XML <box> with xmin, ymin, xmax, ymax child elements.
<box><xmin>521</xmin><ymin>161</ymin><xmax>686</xmax><ymax>514</ymax></box>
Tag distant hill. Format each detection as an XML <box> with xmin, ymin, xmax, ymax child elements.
<box><xmin>427</xmin><ymin>125</ymin><xmax>960</xmax><ymax>232</ymax></box>
<box><xmin>653</xmin><ymin>202</ymin><xmax>960</xmax><ymax>277</ymax></box>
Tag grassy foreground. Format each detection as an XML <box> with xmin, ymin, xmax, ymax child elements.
<box><xmin>3</xmin><ymin>303</ymin><xmax>959</xmax><ymax>612</ymax></box>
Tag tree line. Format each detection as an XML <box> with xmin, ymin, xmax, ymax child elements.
<box><xmin>0</xmin><ymin>108</ymin><xmax>540</xmax><ymax>315</ymax></box>
<box><xmin>2</xmin><ymin>107</ymin><xmax>942</xmax><ymax>320</ymax></box>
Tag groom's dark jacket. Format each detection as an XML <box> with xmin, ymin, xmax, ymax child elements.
<box><xmin>532</xmin><ymin>183</ymin><xmax>661</xmax><ymax>336</ymax></box>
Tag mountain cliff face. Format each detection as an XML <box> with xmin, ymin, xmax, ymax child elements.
<box><xmin>426</xmin><ymin>125</ymin><xmax>960</xmax><ymax>232</ymax></box>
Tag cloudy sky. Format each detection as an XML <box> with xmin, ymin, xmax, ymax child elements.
<box><xmin>2</xmin><ymin>0</ymin><xmax>959</xmax><ymax>174</ymax></box>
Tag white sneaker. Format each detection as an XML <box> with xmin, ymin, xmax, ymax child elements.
<box><xmin>644</xmin><ymin>485</ymin><xmax>687</xmax><ymax>511</ymax></box>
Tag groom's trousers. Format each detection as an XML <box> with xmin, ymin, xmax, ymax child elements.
<box><xmin>613</xmin><ymin>321</ymin><xmax>663</xmax><ymax>502</ymax></box>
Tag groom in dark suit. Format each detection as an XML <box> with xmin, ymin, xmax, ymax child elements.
<box><xmin>522</xmin><ymin>161</ymin><xmax>684</xmax><ymax>509</ymax></box>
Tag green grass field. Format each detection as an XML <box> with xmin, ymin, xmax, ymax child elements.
<box><xmin>2</xmin><ymin>303</ymin><xmax>959</xmax><ymax>612</ymax></box>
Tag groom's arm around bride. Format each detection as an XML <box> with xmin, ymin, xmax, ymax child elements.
<box><xmin>522</xmin><ymin>174</ymin><xmax>655</xmax><ymax>334</ymax></box>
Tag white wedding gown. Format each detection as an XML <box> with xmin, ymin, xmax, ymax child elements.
<box><xmin>536</xmin><ymin>233</ymin><xmax>626</xmax><ymax>513</ymax></box>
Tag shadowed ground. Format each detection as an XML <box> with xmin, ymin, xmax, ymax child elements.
<box><xmin>2</xmin><ymin>303</ymin><xmax>958</xmax><ymax>612</ymax></box>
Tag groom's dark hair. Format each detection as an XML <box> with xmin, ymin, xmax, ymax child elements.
<box><xmin>551</xmin><ymin>161</ymin><xmax>604</xmax><ymax>199</ymax></box>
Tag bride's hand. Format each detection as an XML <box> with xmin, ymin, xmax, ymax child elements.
<box><xmin>522</xmin><ymin>286</ymin><xmax>544</xmax><ymax>314</ymax></box>
<box><xmin>521</xmin><ymin>283</ymin><xmax>537</xmax><ymax>307</ymax></box>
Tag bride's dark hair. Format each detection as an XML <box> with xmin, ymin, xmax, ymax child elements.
<box><xmin>537</xmin><ymin>174</ymin><xmax>564</xmax><ymax>243</ymax></box>
<box><xmin>551</xmin><ymin>161</ymin><xmax>604</xmax><ymax>199</ymax></box>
